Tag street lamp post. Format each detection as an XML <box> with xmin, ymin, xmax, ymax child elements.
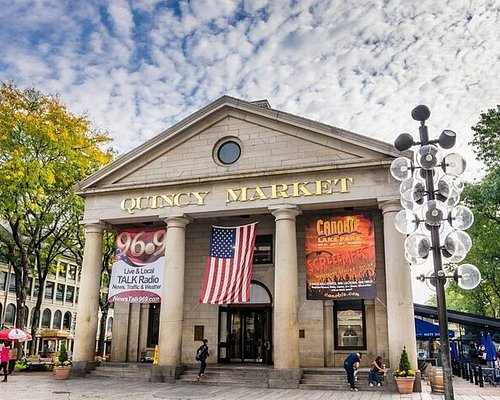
<box><xmin>390</xmin><ymin>105</ymin><xmax>481</xmax><ymax>400</ymax></box>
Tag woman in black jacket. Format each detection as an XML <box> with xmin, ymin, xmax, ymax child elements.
<box><xmin>196</xmin><ymin>339</ymin><xmax>209</xmax><ymax>381</ymax></box>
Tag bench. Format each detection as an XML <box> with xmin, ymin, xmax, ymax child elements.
<box><xmin>26</xmin><ymin>357</ymin><xmax>54</xmax><ymax>371</ymax></box>
<box><xmin>482</xmin><ymin>367</ymin><xmax>500</xmax><ymax>387</ymax></box>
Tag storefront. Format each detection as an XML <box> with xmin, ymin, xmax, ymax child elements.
<box><xmin>72</xmin><ymin>96</ymin><xmax>417</xmax><ymax>387</ymax></box>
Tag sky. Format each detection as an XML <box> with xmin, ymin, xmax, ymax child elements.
<box><xmin>1</xmin><ymin>0</ymin><xmax>499</xmax><ymax>303</ymax></box>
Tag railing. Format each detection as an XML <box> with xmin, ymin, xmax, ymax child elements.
<box><xmin>452</xmin><ymin>360</ymin><xmax>499</xmax><ymax>388</ymax></box>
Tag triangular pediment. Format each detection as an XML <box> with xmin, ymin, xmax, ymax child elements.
<box><xmin>75</xmin><ymin>96</ymin><xmax>402</xmax><ymax>194</ymax></box>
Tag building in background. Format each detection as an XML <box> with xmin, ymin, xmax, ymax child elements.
<box><xmin>0</xmin><ymin>257</ymin><xmax>113</xmax><ymax>357</ymax></box>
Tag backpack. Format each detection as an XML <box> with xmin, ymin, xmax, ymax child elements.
<box><xmin>195</xmin><ymin>346</ymin><xmax>205</xmax><ymax>361</ymax></box>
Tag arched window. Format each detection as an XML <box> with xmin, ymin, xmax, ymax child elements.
<box><xmin>41</xmin><ymin>308</ymin><xmax>51</xmax><ymax>328</ymax></box>
<box><xmin>63</xmin><ymin>311</ymin><xmax>72</xmax><ymax>330</ymax></box>
<box><xmin>53</xmin><ymin>310</ymin><xmax>62</xmax><ymax>329</ymax></box>
<box><xmin>234</xmin><ymin>281</ymin><xmax>272</xmax><ymax>304</ymax></box>
<box><xmin>106</xmin><ymin>317</ymin><xmax>113</xmax><ymax>333</ymax></box>
<box><xmin>5</xmin><ymin>303</ymin><xmax>15</xmax><ymax>324</ymax></box>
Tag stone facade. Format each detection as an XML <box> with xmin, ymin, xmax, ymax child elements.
<box><xmin>72</xmin><ymin>96</ymin><xmax>417</xmax><ymax>386</ymax></box>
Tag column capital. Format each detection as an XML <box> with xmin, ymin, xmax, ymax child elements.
<box><xmin>80</xmin><ymin>221</ymin><xmax>106</xmax><ymax>234</ymax></box>
<box><xmin>378</xmin><ymin>198</ymin><xmax>402</xmax><ymax>215</ymax></box>
<box><xmin>162</xmin><ymin>215</ymin><xmax>191</xmax><ymax>228</ymax></box>
<box><xmin>269</xmin><ymin>205</ymin><xmax>301</xmax><ymax>221</ymax></box>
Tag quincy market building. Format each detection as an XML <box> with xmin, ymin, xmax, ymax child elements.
<box><xmin>72</xmin><ymin>96</ymin><xmax>417</xmax><ymax>387</ymax></box>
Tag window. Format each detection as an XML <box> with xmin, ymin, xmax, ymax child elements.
<box><xmin>334</xmin><ymin>300</ymin><xmax>366</xmax><ymax>350</ymax></box>
<box><xmin>66</xmin><ymin>286</ymin><xmax>74</xmax><ymax>303</ymax></box>
<box><xmin>0</xmin><ymin>272</ymin><xmax>7</xmax><ymax>290</ymax></box>
<box><xmin>8</xmin><ymin>273</ymin><xmax>16</xmax><ymax>292</ymax></box>
<box><xmin>147</xmin><ymin>303</ymin><xmax>160</xmax><ymax>347</ymax></box>
<box><xmin>63</xmin><ymin>311</ymin><xmax>72</xmax><ymax>330</ymax></box>
<box><xmin>33</xmin><ymin>279</ymin><xmax>40</xmax><ymax>297</ymax></box>
<box><xmin>53</xmin><ymin>310</ymin><xmax>62</xmax><ymax>329</ymax></box>
<box><xmin>214</xmin><ymin>137</ymin><xmax>242</xmax><ymax>165</ymax></box>
<box><xmin>58</xmin><ymin>262</ymin><xmax>67</xmax><ymax>278</ymax></box>
<box><xmin>45</xmin><ymin>281</ymin><xmax>54</xmax><ymax>300</ymax></box>
<box><xmin>5</xmin><ymin>303</ymin><xmax>16</xmax><ymax>324</ymax></box>
<box><xmin>68</xmin><ymin>265</ymin><xmax>77</xmax><ymax>280</ymax></box>
<box><xmin>41</xmin><ymin>308</ymin><xmax>51</xmax><ymax>328</ymax></box>
<box><xmin>253</xmin><ymin>235</ymin><xmax>273</xmax><ymax>264</ymax></box>
<box><xmin>106</xmin><ymin>317</ymin><xmax>113</xmax><ymax>334</ymax></box>
<box><xmin>56</xmin><ymin>284</ymin><xmax>65</xmax><ymax>301</ymax></box>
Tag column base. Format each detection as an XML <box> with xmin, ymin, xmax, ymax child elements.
<box><xmin>268</xmin><ymin>368</ymin><xmax>301</xmax><ymax>389</ymax></box>
<box><xmin>150</xmin><ymin>364</ymin><xmax>186</xmax><ymax>383</ymax></box>
<box><xmin>70</xmin><ymin>361</ymin><xmax>96</xmax><ymax>377</ymax></box>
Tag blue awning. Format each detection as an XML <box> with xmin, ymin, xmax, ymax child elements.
<box><xmin>415</xmin><ymin>318</ymin><xmax>455</xmax><ymax>339</ymax></box>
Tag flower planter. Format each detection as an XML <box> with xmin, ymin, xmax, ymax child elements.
<box><xmin>395</xmin><ymin>376</ymin><xmax>415</xmax><ymax>394</ymax></box>
<box><xmin>54</xmin><ymin>365</ymin><xmax>72</xmax><ymax>380</ymax></box>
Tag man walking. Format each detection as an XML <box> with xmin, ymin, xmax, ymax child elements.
<box><xmin>344</xmin><ymin>352</ymin><xmax>361</xmax><ymax>391</ymax></box>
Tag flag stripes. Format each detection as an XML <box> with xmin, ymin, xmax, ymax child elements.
<box><xmin>199</xmin><ymin>222</ymin><xmax>257</xmax><ymax>304</ymax></box>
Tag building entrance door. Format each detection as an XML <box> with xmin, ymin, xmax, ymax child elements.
<box><xmin>217</xmin><ymin>306</ymin><xmax>272</xmax><ymax>364</ymax></box>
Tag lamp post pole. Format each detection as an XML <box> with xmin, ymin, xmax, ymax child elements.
<box><xmin>418</xmin><ymin>120</ymin><xmax>454</xmax><ymax>400</ymax></box>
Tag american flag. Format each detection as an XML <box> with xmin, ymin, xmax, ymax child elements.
<box><xmin>199</xmin><ymin>222</ymin><xmax>258</xmax><ymax>304</ymax></box>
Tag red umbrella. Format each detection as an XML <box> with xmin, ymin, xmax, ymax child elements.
<box><xmin>0</xmin><ymin>328</ymin><xmax>32</xmax><ymax>342</ymax></box>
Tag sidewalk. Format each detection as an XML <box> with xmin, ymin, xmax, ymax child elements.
<box><xmin>1</xmin><ymin>371</ymin><xmax>499</xmax><ymax>400</ymax></box>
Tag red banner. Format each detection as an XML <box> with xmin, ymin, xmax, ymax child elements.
<box><xmin>108</xmin><ymin>228</ymin><xmax>166</xmax><ymax>303</ymax></box>
<box><xmin>305</xmin><ymin>214</ymin><xmax>376</xmax><ymax>300</ymax></box>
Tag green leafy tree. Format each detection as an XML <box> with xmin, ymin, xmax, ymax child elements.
<box><xmin>0</xmin><ymin>82</ymin><xmax>113</xmax><ymax>343</ymax></box>
<box><xmin>444</xmin><ymin>105</ymin><xmax>500</xmax><ymax>317</ymax></box>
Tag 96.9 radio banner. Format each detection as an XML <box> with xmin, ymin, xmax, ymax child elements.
<box><xmin>108</xmin><ymin>228</ymin><xmax>166</xmax><ymax>303</ymax></box>
<box><xmin>305</xmin><ymin>214</ymin><xmax>376</xmax><ymax>300</ymax></box>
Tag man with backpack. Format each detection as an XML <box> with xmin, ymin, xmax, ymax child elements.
<box><xmin>196</xmin><ymin>339</ymin><xmax>209</xmax><ymax>381</ymax></box>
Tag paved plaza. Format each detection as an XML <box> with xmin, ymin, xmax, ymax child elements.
<box><xmin>1</xmin><ymin>371</ymin><xmax>499</xmax><ymax>400</ymax></box>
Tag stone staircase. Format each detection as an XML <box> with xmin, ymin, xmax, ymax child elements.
<box><xmin>89</xmin><ymin>363</ymin><xmax>390</xmax><ymax>392</ymax></box>
<box><xmin>177</xmin><ymin>364</ymin><xmax>270</xmax><ymax>387</ymax></box>
<box><xmin>299</xmin><ymin>368</ymin><xmax>390</xmax><ymax>391</ymax></box>
<box><xmin>89</xmin><ymin>362</ymin><xmax>153</xmax><ymax>381</ymax></box>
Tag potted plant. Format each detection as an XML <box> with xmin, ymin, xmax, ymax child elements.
<box><xmin>53</xmin><ymin>343</ymin><xmax>72</xmax><ymax>380</ymax></box>
<box><xmin>393</xmin><ymin>346</ymin><xmax>416</xmax><ymax>394</ymax></box>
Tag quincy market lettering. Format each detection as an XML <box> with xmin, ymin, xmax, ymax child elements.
<box><xmin>120</xmin><ymin>177</ymin><xmax>354</xmax><ymax>214</ymax></box>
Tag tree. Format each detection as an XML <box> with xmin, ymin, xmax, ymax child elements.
<box><xmin>0</xmin><ymin>82</ymin><xmax>113</xmax><ymax>345</ymax></box>
<box><xmin>444</xmin><ymin>105</ymin><xmax>500</xmax><ymax>317</ymax></box>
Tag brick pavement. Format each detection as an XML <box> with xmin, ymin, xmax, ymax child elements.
<box><xmin>0</xmin><ymin>371</ymin><xmax>498</xmax><ymax>400</ymax></box>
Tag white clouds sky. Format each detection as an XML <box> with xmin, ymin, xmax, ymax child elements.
<box><xmin>1</xmin><ymin>0</ymin><xmax>499</xmax><ymax>302</ymax></box>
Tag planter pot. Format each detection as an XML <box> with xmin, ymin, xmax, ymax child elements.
<box><xmin>54</xmin><ymin>365</ymin><xmax>72</xmax><ymax>380</ymax></box>
<box><xmin>395</xmin><ymin>376</ymin><xmax>415</xmax><ymax>394</ymax></box>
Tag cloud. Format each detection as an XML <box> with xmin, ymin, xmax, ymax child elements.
<box><xmin>0</xmin><ymin>0</ymin><xmax>498</xmax><ymax>181</ymax></box>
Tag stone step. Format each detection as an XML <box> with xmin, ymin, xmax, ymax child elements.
<box><xmin>178</xmin><ymin>365</ymin><xmax>270</xmax><ymax>387</ymax></box>
<box><xmin>89</xmin><ymin>363</ymin><xmax>152</xmax><ymax>381</ymax></box>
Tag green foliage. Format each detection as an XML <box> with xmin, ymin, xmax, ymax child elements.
<box><xmin>55</xmin><ymin>342</ymin><xmax>71</xmax><ymax>366</ymax></box>
<box><xmin>15</xmin><ymin>359</ymin><xmax>27</xmax><ymax>371</ymax></box>
<box><xmin>393</xmin><ymin>347</ymin><xmax>415</xmax><ymax>377</ymax></box>
<box><xmin>0</xmin><ymin>82</ymin><xmax>114</xmax><ymax>333</ymax></box>
<box><xmin>444</xmin><ymin>106</ymin><xmax>500</xmax><ymax>318</ymax></box>
<box><xmin>470</xmin><ymin>105</ymin><xmax>500</xmax><ymax>169</ymax></box>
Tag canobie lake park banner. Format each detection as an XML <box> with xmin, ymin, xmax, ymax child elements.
<box><xmin>305</xmin><ymin>214</ymin><xmax>376</xmax><ymax>300</ymax></box>
<box><xmin>108</xmin><ymin>227</ymin><xmax>166</xmax><ymax>303</ymax></box>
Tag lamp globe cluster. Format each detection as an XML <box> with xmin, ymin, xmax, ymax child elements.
<box><xmin>390</xmin><ymin>105</ymin><xmax>480</xmax><ymax>290</ymax></box>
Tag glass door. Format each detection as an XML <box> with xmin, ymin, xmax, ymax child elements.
<box><xmin>217</xmin><ymin>308</ymin><xmax>230</xmax><ymax>363</ymax></box>
<box><xmin>218</xmin><ymin>306</ymin><xmax>272</xmax><ymax>363</ymax></box>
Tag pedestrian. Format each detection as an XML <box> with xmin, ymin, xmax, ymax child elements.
<box><xmin>8</xmin><ymin>344</ymin><xmax>17</xmax><ymax>375</ymax></box>
<box><xmin>1</xmin><ymin>341</ymin><xmax>11</xmax><ymax>382</ymax></box>
<box><xmin>368</xmin><ymin>355</ymin><xmax>384</xmax><ymax>386</ymax></box>
<box><xmin>344</xmin><ymin>352</ymin><xmax>361</xmax><ymax>391</ymax></box>
<box><xmin>196</xmin><ymin>338</ymin><xmax>209</xmax><ymax>381</ymax></box>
